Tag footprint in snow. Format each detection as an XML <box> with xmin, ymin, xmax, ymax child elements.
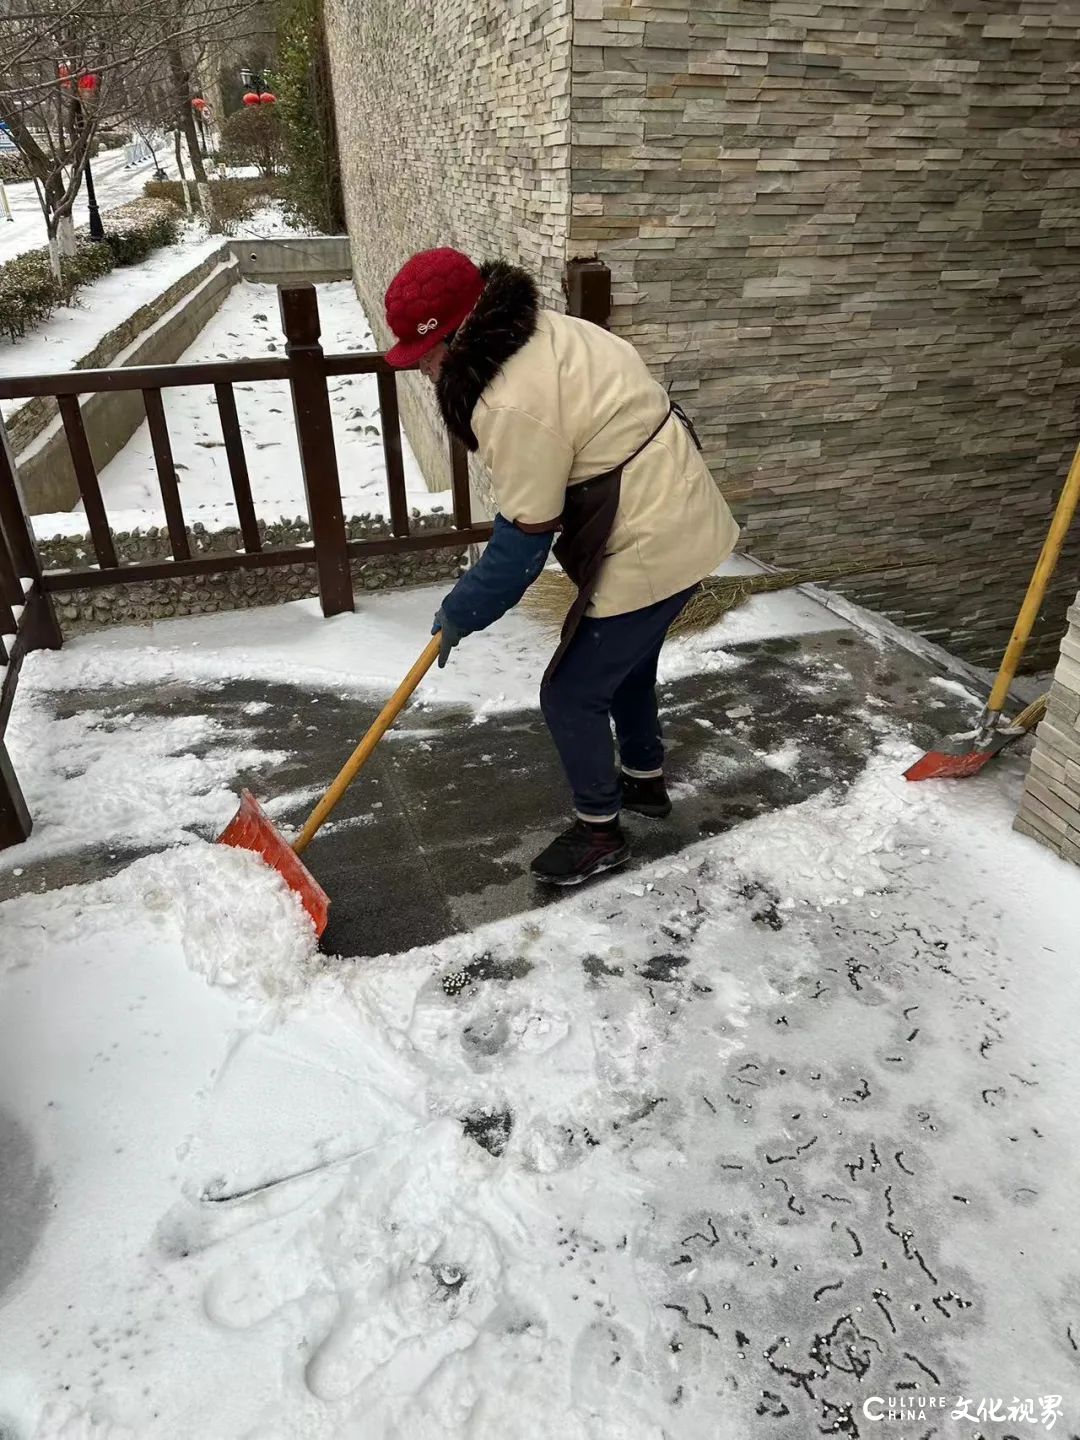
<box><xmin>571</xmin><ymin>1319</ymin><xmax>656</xmax><ymax>1423</ymax></box>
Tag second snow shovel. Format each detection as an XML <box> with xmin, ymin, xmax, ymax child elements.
<box><xmin>217</xmin><ymin>635</ymin><xmax>441</xmax><ymax>937</ymax></box>
<box><xmin>905</xmin><ymin>435</ymin><xmax>1080</xmax><ymax>782</ymax></box>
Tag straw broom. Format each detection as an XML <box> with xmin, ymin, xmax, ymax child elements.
<box><xmin>523</xmin><ymin>551</ymin><xmax>948</xmax><ymax>636</ymax></box>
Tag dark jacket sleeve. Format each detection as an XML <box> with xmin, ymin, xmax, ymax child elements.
<box><xmin>439</xmin><ymin>513</ymin><xmax>555</xmax><ymax>637</ymax></box>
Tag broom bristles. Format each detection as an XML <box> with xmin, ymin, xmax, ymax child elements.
<box><xmin>522</xmin><ymin>551</ymin><xmax>945</xmax><ymax>635</ymax></box>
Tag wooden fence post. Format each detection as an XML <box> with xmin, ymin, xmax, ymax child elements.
<box><xmin>0</xmin><ymin>414</ymin><xmax>62</xmax><ymax>652</ymax></box>
<box><xmin>0</xmin><ymin>742</ymin><xmax>31</xmax><ymax>849</ymax></box>
<box><xmin>0</xmin><ymin>412</ymin><xmax>61</xmax><ymax>849</ymax></box>
<box><xmin>279</xmin><ymin>284</ymin><xmax>354</xmax><ymax>617</ymax></box>
<box><xmin>565</xmin><ymin>258</ymin><xmax>612</xmax><ymax>329</ymax></box>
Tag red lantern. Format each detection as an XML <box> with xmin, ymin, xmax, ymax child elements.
<box><xmin>191</xmin><ymin>96</ymin><xmax>208</xmax><ymax>112</ymax></box>
<box><xmin>77</xmin><ymin>73</ymin><xmax>98</xmax><ymax>94</ymax></box>
<box><xmin>259</xmin><ymin>91</ymin><xmax>276</xmax><ymax>104</ymax></box>
<box><xmin>242</xmin><ymin>91</ymin><xmax>260</xmax><ymax>106</ymax></box>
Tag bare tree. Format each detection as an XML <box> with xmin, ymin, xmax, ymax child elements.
<box><xmin>0</xmin><ymin>0</ymin><xmax>265</xmax><ymax>270</ymax></box>
<box><xmin>0</xmin><ymin>9</ymin><xmax>112</xmax><ymax>274</ymax></box>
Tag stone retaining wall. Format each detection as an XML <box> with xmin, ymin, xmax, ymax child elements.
<box><xmin>1015</xmin><ymin>590</ymin><xmax>1080</xmax><ymax>867</ymax></box>
<box><xmin>13</xmin><ymin>257</ymin><xmax>238</xmax><ymax>515</ymax></box>
<box><xmin>44</xmin><ymin>511</ymin><xmax>465</xmax><ymax>635</ymax></box>
<box><xmin>10</xmin><ymin>238</ymin><xmax>365</xmax><ymax>517</ymax></box>
<box><xmin>5</xmin><ymin>248</ymin><xmax>229</xmax><ymax>462</ymax></box>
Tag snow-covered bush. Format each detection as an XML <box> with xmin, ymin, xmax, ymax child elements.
<box><xmin>219</xmin><ymin>106</ymin><xmax>284</xmax><ymax>179</ymax></box>
<box><xmin>0</xmin><ymin>198</ymin><xmax>181</xmax><ymax>342</ymax></box>
<box><xmin>143</xmin><ymin>177</ymin><xmax>276</xmax><ymax>230</ymax></box>
<box><xmin>0</xmin><ymin>251</ymin><xmax>61</xmax><ymax>341</ymax></box>
<box><xmin>0</xmin><ymin>153</ymin><xmax>30</xmax><ymax>183</ymax></box>
<box><xmin>102</xmin><ymin>197</ymin><xmax>181</xmax><ymax>267</ymax></box>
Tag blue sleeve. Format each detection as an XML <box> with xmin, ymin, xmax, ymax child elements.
<box><xmin>439</xmin><ymin>513</ymin><xmax>555</xmax><ymax>637</ymax></box>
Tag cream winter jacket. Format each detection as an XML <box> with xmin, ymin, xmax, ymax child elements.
<box><xmin>436</xmin><ymin>263</ymin><xmax>740</xmax><ymax>618</ymax></box>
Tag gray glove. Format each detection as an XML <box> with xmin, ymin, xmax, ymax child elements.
<box><xmin>432</xmin><ymin>608</ymin><xmax>462</xmax><ymax>669</ymax></box>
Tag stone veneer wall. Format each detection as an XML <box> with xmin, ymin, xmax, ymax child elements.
<box><xmin>1015</xmin><ymin>590</ymin><xmax>1080</xmax><ymax>867</ymax></box>
<box><xmin>323</xmin><ymin>0</ymin><xmax>572</xmax><ymax>510</ymax></box>
<box><xmin>44</xmin><ymin>512</ymin><xmax>465</xmax><ymax>635</ymax></box>
<box><xmin>570</xmin><ymin>0</ymin><xmax>1080</xmax><ymax>669</ymax></box>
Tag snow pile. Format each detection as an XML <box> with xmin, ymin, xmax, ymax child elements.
<box><xmin>732</xmin><ymin>738</ymin><xmax>928</xmax><ymax>905</ymax></box>
<box><xmin>123</xmin><ymin>842</ymin><xmax>320</xmax><ymax>997</ymax></box>
<box><xmin>0</xmin><ymin>840</ymin><xmax>318</xmax><ymax>996</ymax></box>
<box><xmin>0</xmin><ymin>686</ymin><xmax>288</xmax><ymax>865</ymax></box>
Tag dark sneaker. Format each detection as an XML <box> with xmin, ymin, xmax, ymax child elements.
<box><xmin>620</xmin><ymin>772</ymin><xmax>672</xmax><ymax>819</ymax></box>
<box><xmin>530</xmin><ymin>818</ymin><xmax>630</xmax><ymax>886</ymax></box>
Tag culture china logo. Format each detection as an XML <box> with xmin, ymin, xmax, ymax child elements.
<box><xmin>862</xmin><ymin>1394</ymin><xmax>1064</xmax><ymax>1429</ymax></box>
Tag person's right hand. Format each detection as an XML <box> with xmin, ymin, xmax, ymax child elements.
<box><xmin>432</xmin><ymin>608</ymin><xmax>462</xmax><ymax>669</ymax></box>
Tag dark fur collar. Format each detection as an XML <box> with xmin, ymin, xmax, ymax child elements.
<box><xmin>436</xmin><ymin>261</ymin><xmax>540</xmax><ymax>450</ymax></box>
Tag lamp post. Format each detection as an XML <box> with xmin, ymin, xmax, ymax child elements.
<box><xmin>191</xmin><ymin>96</ymin><xmax>211</xmax><ymax>157</ymax></box>
<box><xmin>77</xmin><ymin>74</ymin><xmax>104</xmax><ymax>241</ymax></box>
<box><xmin>60</xmin><ymin>64</ymin><xmax>104</xmax><ymax>241</ymax></box>
<box><xmin>240</xmin><ymin>68</ymin><xmax>276</xmax><ymax>106</ymax></box>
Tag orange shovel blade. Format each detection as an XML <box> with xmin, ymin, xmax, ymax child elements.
<box><xmin>903</xmin><ymin>747</ymin><xmax>1000</xmax><ymax>781</ymax></box>
<box><xmin>217</xmin><ymin>789</ymin><xmax>330</xmax><ymax>938</ymax></box>
<box><xmin>903</xmin><ymin>726</ymin><xmax>1020</xmax><ymax>781</ymax></box>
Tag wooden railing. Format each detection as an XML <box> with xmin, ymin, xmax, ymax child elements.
<box><xmin>0</xmin><ymin>281</ymin><xmax>492</xmax><ymax>848</ymax></box>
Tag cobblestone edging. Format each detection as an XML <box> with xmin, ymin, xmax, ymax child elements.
<box><xmin>1015</xmin><ymin>594</ymin><xmax>1080</xmax><ymax>867</ymax></box>
<box><xmin>43</xmin><ymin>510</ymin><xmax>465</xmax><ymax>635</ymax></box>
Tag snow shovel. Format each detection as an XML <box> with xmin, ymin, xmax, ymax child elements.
<box><xmin>905</xmin><ymin>435</ymin><xmax>1080</xmax><ymax>782</ymax></box>
<box><xmin>217</xmin><ymin>635</ymin><xmax>442</xmax><ymax>936</ymax></box>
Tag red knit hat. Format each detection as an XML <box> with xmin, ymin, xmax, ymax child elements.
<box><xmin>383</xmin><ymin>248</ymin><xmax>485</xmax><ymax>369</ymax></box>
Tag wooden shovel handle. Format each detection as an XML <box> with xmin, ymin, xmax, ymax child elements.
<box><xmin>292</xmin><ymin>634</ymin><xmax>442</xmax><ymax>855</ymax></box>
<box><xmin>987</xmin><ymin>438</ymin><xmax>1080</xmax><ymax>716</ymax></box>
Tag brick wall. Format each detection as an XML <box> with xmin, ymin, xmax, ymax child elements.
<box><xmin>327</xmin><ymin>0</ymin><xmax>1080</xmax><ymax>668</ymax></box>
<box><xmin>324</xmin><ymin>0</ymin><xmax>572</xmax><ymax>507</ymax></box>
<box><xmin>1015</xmin><ymin>590</ymin><xmax>1080</xmax><ymax>865</ymax></box>
<box><xmin>570</xmin><ymin>0</ymin><xmax>1080</xmax><ymax>668</ymax></box>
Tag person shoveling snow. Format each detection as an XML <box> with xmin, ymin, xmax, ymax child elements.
<box><xmin>383</xmin><ymin>247</ymin><xmax>740</xmax><ymax>885</ymax></box>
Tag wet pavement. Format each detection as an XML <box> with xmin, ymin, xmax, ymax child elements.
<box><xmin>0</xmin><ymin>626</ymin><xmax>976</xmax><ymax>960</ymax></box>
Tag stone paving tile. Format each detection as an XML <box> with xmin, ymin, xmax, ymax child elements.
<box><xmin>0</xmin><ymin>627</ymin><xmax>976</xmax><ymax>961</ymax></box>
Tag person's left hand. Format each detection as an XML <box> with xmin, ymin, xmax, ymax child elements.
<box><xmin>432</xmin><ymin>608</ymin><xmax>462</xmax><ymax>668</ymax></box>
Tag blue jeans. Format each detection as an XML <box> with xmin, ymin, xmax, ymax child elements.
<box><xmin>540</xmin><ymin>585</ymin><xmax>697</xmax><ymax>819</ymax></box>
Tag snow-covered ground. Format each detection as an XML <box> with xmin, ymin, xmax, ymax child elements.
<box><xmin>27</xmin><ymin>278</ymin><xmax>433</xmax><ymax>540</ymax></box>
<box><xmin>0</xmin><ymin>223</ymin><xmax>224</xmax><ymax>420</ymax></box>
<box><xmin>0</xmin><ymin>149</ymin><xmax>295</xmax><ymax>268</ymax></box>
<box><xmin>1</xmin><ymin>144</ymin><xmax>328</xmax><ymax>428</ymax></box>
<box><xmin>0</xmin><ymin>148</ymin><xmax>171</xmax><ymax>266</ymax></box>
<box><xmin>0</xmin><ymin>567</ymin><xmax>836</xmax><ymax>869</ymax></box>
<box><xmin>2</xmin><ymin>582</ymin><xmax>1079</xmax><ymax>1438</ymax></box>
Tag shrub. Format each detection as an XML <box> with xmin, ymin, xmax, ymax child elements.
<box><xmin>0</xmin><ymin>251</ymin><xmax>61</xmax><ymax>341</ymax></box>
<box><xmin>0</xmin><ymin>197</ymin><xmax>181</xmax><ymax>342</ymax></box>
<box><xmin>143</xmin><ymin>176</ymin><xmax>276</xmax><ymax>218</ymax></box>
<box><xmin>65</xmin><ymin>238</ymin><xmax>115</xmax><ymax>289</ymax></box>
<box><xmin>273</xmin><ymin>0</ymin><xmax>344</xmax><ymax>234</ymax></box>
<box><xmin>207</xmin><ymin>177</ymin><xmax>261</xmax><ymax>234</ymax></box>
<box><xmin>219</xmin><ymin>106</ymin><xmax>284</xmax><ymax>179</ymax></box>
<box><xmin>0</xmin><ymin>153</ymin><xmax>30</xmax><ymax>183</ymax></box>
<box><xmin>143</xmin><ymin>178</ymin><xmax>196</xmax><ymax>209</ymax></box>
<box><xmin>102</xmin><ymin>197</ymin><xmax>181</xmax><ymax>266</ymax></box>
